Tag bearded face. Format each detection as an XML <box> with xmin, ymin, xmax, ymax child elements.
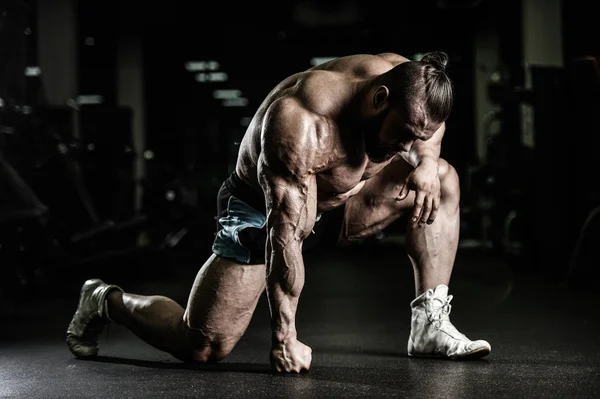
<box><xmin>362</xmin><ymin>107</ymin><xmax>397</xmax><ymax>163</ymax></box>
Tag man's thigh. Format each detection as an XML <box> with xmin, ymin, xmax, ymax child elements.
<box><xmin>340</xmin><ymin>156</ymin><xmax>416</xmax><ymax>240</ymax></box>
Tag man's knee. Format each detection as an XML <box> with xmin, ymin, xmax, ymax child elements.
<box><xmin>189</xmin><ymin>341</ymin><xmax>235</xmax><ymax>363</ymax></box>
<box><xmin>438</xmin><ymin>158</ymin><xmax>460</xmax><ymax>201</ymax></box>
<box><xmin>181</xmin><ymin>321</ymin><xmax>238</xmax><ymax>363</ymax></box>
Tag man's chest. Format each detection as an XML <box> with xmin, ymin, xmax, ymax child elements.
<box><xmin>316</xmin><ymin>154</ymin><xmax>392</xmax><ymax>195</ymax></box>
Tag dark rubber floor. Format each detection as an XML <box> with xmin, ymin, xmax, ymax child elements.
<box><xmin>1</xmin><ymin>241</ymin><xmax>599</xmax><ymax>398</ymax></box>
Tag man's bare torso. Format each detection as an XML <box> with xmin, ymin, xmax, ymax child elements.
<box><xmin>235</xmin><ymin>52</ymin><xmax>410</xmax><ymax>212</ymax></box>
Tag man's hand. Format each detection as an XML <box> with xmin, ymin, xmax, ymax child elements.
<box><xmin>396</xmin><ymin>159</ymin><xmax>440</xmax><ymax>225</ymax></box>
<box><xmin>270</xmin><ymin>339</ymin><xmax>312</xmax><ymax>373</ymax></box>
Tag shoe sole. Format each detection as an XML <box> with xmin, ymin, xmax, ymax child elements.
<box><xmin>451</xmin><ymin>347</ymin><xmax>491</xmax><ymax>360</ymax></box>
<box><xmin>408</xmin><ymin>347</ymin><xmax>491</xmax><ymax>360</ymax></box>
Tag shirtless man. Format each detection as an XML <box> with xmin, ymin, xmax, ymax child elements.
<box><xmin>66</xmin><ymin>51</ymin><xmax>491</xmax><ymax>373</ymax></box>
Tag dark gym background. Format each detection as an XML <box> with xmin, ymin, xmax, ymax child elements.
<box><xmin>1</xmin><ymin>1</ymin><xmax>599</xmax><ymax>398</ymax></box>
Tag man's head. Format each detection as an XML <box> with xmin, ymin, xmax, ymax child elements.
<box><xmin>363</xmin><ymin>51</ymin><xmax>453</xmax><ymax>163</ymax></box>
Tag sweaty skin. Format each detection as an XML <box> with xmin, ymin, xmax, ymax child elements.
<box><xmin>103</xmin><ymin>52</ymin><xmax>455</xmax><ymax>374</ymax></box>
<box><xmin>235</xmin><ymin>53</ymin><xmax>444</xmax><ymax>372</ymax></box>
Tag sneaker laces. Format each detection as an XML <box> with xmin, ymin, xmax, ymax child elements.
<box><xmin>410</xmin><ymin>290</ymin><xmax>489</xmax><ymax>357</ymax></box>
<box><xmin>428</xmin><ymin>294</ymin><xmax>453</xmax><ymax>328</ymax></box>
<box><xmin>426</xmin><ymin>294</ymin><xmax>468</xmax><ymax>341</ymax></box>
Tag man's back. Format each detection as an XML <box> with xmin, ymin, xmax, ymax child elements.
<box><xmin>308</xmin><ymin>52</ymin><xmax>409</xmax><ymax>76</ymax></box>
<box><xmin>235</xmin><ymin>52</ymin><xmax>411</xmax><ymax>207</ymax></box>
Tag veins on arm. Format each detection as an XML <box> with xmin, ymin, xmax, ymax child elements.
<box><xmin>258</xmin><ymin>97</ymin><xmax>319</xmax><ymax>342</ymax></box>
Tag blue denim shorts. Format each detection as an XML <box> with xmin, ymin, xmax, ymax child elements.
<box><xmin>212</xmin><ymin>171</ymin><xmax>345</xmax><ymax>264</ymax></box>
<box><xmin>212</xmin><ymin>195</ymin><xmax>267</xmax><ymax>264</ymax></box>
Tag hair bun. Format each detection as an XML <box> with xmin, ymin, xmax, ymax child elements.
<box><xmin>420</xmin><ymin>51</ymin><xmax>449</xmax><ymax>72</ymax></box>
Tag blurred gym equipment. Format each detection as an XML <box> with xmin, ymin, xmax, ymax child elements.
<box><xmin>0</xmin><ymin>104</ymin><xmax>149</xmax><ymax>298</ymax></box>
<box><xmin>564</xmin><ymin>55</ymin><xmax>600</xmax><ymax>284</ymax></box>
<box><xmin>467</xmin><ymin>54</ymin><xmax>600</xmax><ymax>280</ymax></box>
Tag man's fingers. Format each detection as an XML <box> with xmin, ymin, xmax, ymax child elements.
<box><xmin>396</xmin><ymin>181</ymin><xmax>410</xmax><ymax>201</ymax></box>
<box><xmin>412</xmin><ymin>191</ymin><xmax>426</xmax><ymax>222</ymax></box>
<box><xmin>427</xmin><ymin>197</ymin><xmax>439</xmax><ymax>224</ymax></box>
<box><xmin>419</xmin><ymin>197</ymin><xmax>433</xmax><ymax>224</ymax></box>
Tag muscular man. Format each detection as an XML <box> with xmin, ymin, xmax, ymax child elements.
<box><xmin>66</xmin><ymin>51</ymin><xmax>491</xmax><ymax>373</ymax></box>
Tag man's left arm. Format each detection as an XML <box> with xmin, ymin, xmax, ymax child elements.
<box><xmin>398</xmin><ymin>122</ymin><xmax>445</xmax><ymax>224</ymax></box>
<box><xmin>403</xmin><ymin>122</ymin><xmax>445</xmax><ymax>169</ymax></box>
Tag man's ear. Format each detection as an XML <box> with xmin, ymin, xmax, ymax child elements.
<box><xmin>373</xmin><ymin>85</ymin><xmax>390</xmax><ymax>110</ymax></box>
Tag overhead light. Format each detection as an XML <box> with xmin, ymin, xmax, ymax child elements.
<box><xmin>223</xmin><ymin>98</ymin><xmax>248</xmax><ymax>107</ymax></box>
<box><xmin>25</xmin><ymin>66</ymin><xmax>41</xmax><ymax>76</ymax></box>
<box><xmin>195</xmin><ymin>72</ymin><xmax>228</xmax><ymax>83</ymax></box>
<box><xmin>213</xmin><ymin>89</ymin><xmax>242</xmax><ymax>99</ymax></box>
<box><xmin>76</xmin><ymin>95</ymin><xmax>104</xmax><ymax>105</ymax></box>
<box><xmin>185</xmin><ymin>60</ymin><xmax>220</xmax><ymax>72</ymax></box>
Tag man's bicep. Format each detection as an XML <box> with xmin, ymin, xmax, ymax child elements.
<box><xmin>258</xmin><ymin>98</ymin><xmax>319</xmax><ymax>239</ymax></box>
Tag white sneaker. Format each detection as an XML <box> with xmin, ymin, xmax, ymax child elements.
<box><xmin>408</xmin><ymin>285</ymin><xmax>491</xmax><ymax>360</ymax></box>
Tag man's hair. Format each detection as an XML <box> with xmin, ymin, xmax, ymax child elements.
<box><xmin>384</xmin><ymin>51</ymin><xmax>454</xmax><ymax>124</ymax></box>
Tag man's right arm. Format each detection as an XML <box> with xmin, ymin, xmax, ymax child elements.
<box><xmin>257</xmin><ymin>98</ymin><xmax>319</xmax><ymax>373</ymax></box>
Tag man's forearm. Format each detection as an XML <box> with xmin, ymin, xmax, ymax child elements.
<box><xmin>415</xmin><ymin>153</ymin><xmax>439</xmax><ymax>168</ymax></box>
<box><xmin>403</xmin><ymin>122</ymin><xmax>445</xmax><ymax>168</ymax></box>
<box><xmin>266</xmin><ymin>238</ymin><xmax>305</xmax><ymax>344</ymax></box>
<box><xmin>403</xmin><ymin>148</ymin><xmax>439</xmax><ymax>169</ymax></box>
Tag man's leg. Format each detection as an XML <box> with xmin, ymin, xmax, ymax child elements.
<box><xmin>340</xmin><ymin>156</ymin><xmax>490</xmax><ymax>359</ymax></box>
<box><xmin>340</xmin><ymin>156</ymin><xmax>458</xmax><ymax>293</ymax></box>
<box><xmin>66</xmin><ymin>254</ymin><xmax>266</xmax><ymax>363</ymax></box>
<box><xmin>404</xmin><ymin>159</ymin><xmax>460</xmax><ymax>296</ymax></box>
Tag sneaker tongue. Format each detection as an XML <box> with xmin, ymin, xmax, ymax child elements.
<box><xmin>411</xmin><ymin>285</ymin><xmax>450</xmax><ymax>308</ymax></box>
<box><xmin>432</xmin><ymin>284</ymin><xmax>449</xmax><ymax>298</ymax></box>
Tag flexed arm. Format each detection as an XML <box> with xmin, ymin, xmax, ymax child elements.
<box><xmin>257</xmin><ymin>98</ymin><xmax>320</xmax><ymax>372</ymax></box>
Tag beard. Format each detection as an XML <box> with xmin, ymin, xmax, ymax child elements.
<box><xmin>364</xmin><ymin>136</ymin><xmax>396</xmax><ymax>163</ymax></box>
<box><xmin>363</xmin><ymin>110</ymin><xmax>396</xmax><ymax>163</ymax></box>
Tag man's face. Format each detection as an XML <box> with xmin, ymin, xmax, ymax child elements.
<box><xmin>364</xmin><ymin>104</ymin><xmax>440</xmax><ymax>163</ymax></box>
<box><xmin>363</xmin><ymin>106</ymin><xmax>397</xmax><ymax>163</ymax></box>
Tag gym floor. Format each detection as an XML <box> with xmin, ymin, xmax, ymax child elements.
<box><xmin>1</xmin><ymin>240</ymin><xmax>599</xmax><ymax>398</ymax></box>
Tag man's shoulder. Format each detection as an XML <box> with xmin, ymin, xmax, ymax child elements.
<box><xmin>265</xmin><ymin>92</ymin><xmax>336</xmax><ymax>133</ymax></box>
<box><xmin>260</xmin><ymin>95</ymin><xmax>336</xmax><ymax>174</ymax></box>
<box><xmin>269</xmin><ymin>71</ymin><xmax>347</xmax><ymax>118</ymax></box>
<box><xmin>310</xmin><ymin>53</ymin><xmax>410</xmax><ymax>78</ymax></box>
<box><xmin>375</xmin><ymin>52</ymin><xmax>411</xmax><ymax>66</ymax></box>
<box><xmin>261</xmin><ymin>89</ymin><xmax>337</xmax><ymax>150</ymax></box>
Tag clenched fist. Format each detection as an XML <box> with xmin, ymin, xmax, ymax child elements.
<box><xmin>270</xmin><ymin>339</ymin><xmax>312</xmax><ymax>373</ymax></box>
